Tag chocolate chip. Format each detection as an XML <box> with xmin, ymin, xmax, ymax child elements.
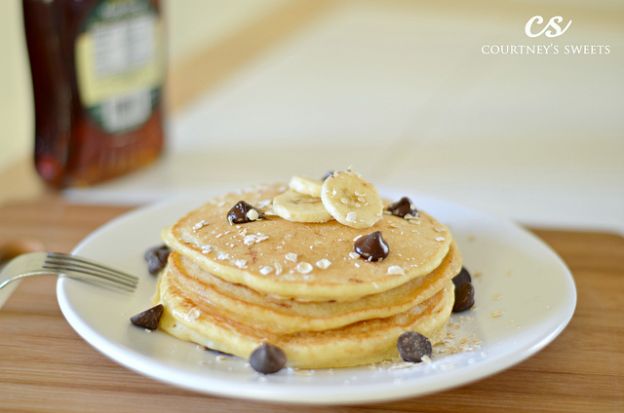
<box><xmin>227</xmin><ymin>200</ymin><xmax>263</xmax><ymax>225</ymax></box>
<box><xmin>130</xmin><ymin>304</ymin><xmax>164</xmax><ymax>330</ymax></box>
<box><xmin>321</xmin><ymin>170</ymin><xmax>334</xmax><ymax>181</ymax></box>
<box><xmin>451</xmin><ymin>266</ymin><xmax>474</xmax><ymax>312</ymax></box>
<box><xmin>249</xmin><ymin>343</ymin><xmax>287</xmax><ymax>374</ymax></box>
<box><xmin>387</xmin><ymin>196</ymin><xmax>418</xmax><ymax>218</ymax></box>
<box><xmin>397</xmin><ymin>331</ymin><xmax>432</xmax><ymax>363</ymax></box>
<box><xmin>453</xmin><ymin>282</ymin><xmax>475</xmax><ymax>312</ymax></box>
<box><xmin>144</xmin><ymin>245</ymin><xmax>170</xmax><ymax>275</ymax></box>
<box><xmin>354</xmin><ymin>231</ymin><xmax>389</xmax><ymax>262</ymax></box>
<box><xmin>452</xmin><ymin>266</ymin><xmax>472</xmax><ymax>287</ymax></box>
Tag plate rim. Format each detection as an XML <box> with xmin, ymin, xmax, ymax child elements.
<box><xmin>56</xmin><ymin>191</ymin><xmax>577</xmax><ymax>405</ymax></box>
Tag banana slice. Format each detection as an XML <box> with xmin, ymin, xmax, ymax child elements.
<box><xmin>273</xmin><ymin>190</ymin><xmax>332</xmax><ymax>223</ymax></box>
<box><xmin>320</xmin><ymin>170</ymin><xmax>383</xmax><ymax>228</ymax></box>
<box><xmin>289</xmin><ymin>176</ymin><xmax>322</xmax><ymax>197</ymax></box>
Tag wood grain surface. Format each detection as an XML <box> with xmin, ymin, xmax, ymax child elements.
<box><xmin>0</xmin><ymin>198</ymin><xmax>622</xmax><ymax>413</ymax></box>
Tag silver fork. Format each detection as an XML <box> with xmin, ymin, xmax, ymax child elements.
<box><xmin>0</xmin><ymin>252</ymin><xmax>138</xmax><ymax>308</ymax></box>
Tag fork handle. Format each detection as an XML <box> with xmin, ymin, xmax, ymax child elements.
<box><xmin>0</xmin><ymin>280</ymin><xmax>21</xmax><ymax>309</ymax></box>
<box><xmin>0</xmin><ymin>271</ymin><xmax>54</xmax><ymax>309</ymax></box>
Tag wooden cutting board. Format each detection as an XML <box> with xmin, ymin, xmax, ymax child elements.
<box><xmin>0</xmin><ymin>198</ymin><xmax>622</xmax><ymax>413</ymax></box>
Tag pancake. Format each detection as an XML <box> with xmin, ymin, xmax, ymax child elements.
<box><xmin>163</xmin><ymin>184</ymin><xmax>452</xmax><ymax>301</ymax></box>
<box><xmin>158</xmin><ymin>272</ymin><xmax>455</xmax><ymax>369</ymax></box>
<box><xmin>165</xmin><ymin>241</ymin><xmax>461</xmax><ymax>334</ymax></box>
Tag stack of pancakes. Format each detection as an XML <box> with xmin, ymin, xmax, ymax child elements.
<box><xmin>157</xmin><ymin>183</ymin><xmax>461</xmax><ymax>369</ymax></box>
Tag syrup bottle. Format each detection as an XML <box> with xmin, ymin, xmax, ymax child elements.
<box><xmin>23</xmin><ymin>0</ymin><xmax>165</xmax><ymax>188</ymax></box>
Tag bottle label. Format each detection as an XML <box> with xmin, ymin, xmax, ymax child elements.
<box><xmin>75</xmin><ymin>0</ymin><xmax>164</xmax><ymax>133</ymax></box>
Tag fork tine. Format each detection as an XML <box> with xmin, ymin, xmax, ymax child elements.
<box><xmin>46</xmin><ymin>252</ymin><xmax>138</xmax><ymax>282</ymax></box>
<box><xmin>70</xmin><ymin>276</ymin><xmax>136</xmax><ymax>292</ymax></box>
<box><xmin>44</xmin><ymin>254</ymin><xmax>138</xmax><ymax>287</ymax></box>
<box><xmin>45</xmin><ymin>257</ymin><xmax>138</xmax><ymax>284</ymax></box>
<box><xmin>47</xmin><ymin>269</ymin><xmax>136</xmax><ymax>292</ymax></box>
<box><xmin>0</xmin><ymin>252</ymin><xmax>137</xmax><ymax>298</ymax></box>
<box><xmin>42</xmin><ymin>263</ymin><xmax>138</xmax><ymax>289</ymax></box>
<box><xmin>65</xmin><ymin>273</ymin><xmax>137</xmax><ymax>292</ymax></box>
<box><xmin>46</xmin><ymin>252</ymin><xmax>137</xmax><ymax>281</ymax></box>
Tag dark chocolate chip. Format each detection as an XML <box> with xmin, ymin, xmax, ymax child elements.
<box><xmin>452</xmin><ymin>266</ymin><xmax>472</xmax><ymax>287</ymax></box>
<box><xmin>397</xmin><ymin>331</ymin><xmax>432</xmax><ymax>363</ymax></box>
<box><xmin>249</xmin><ymin>343</ymin><xmax>287</xmax><ymax>374</ymax></box>
<box><xmin>453</xmin><ymin>282</ymin><xmax>475</xmax><ymax>312</ymax></box>
<box><xmin>204</xmin><ymin>346</ymin><xmax>233</xmax><ymax>357</ymax></box>
<box><xmin>354</xmin><ymin>231</ymin><xmax>389</xmax><ymax>262</ymax></box>
<box><xmin>387</xmin><ymin>196</ymin><xmax>418</xmax><ymax>218</ymax></box>
<box><xmin>321</xmin><ymin>170</ymin><xmax>334</xmax><ymax>181</ymax></box>
<box><xmin>227</xmin><ymin>200</ymin><xmax>263</xmax><ymax>225</ymax></box>
<box><xmin>130</xmin><ymin>304</ymin><xmax>164</xmax><ymax>330</ymax></box>
<box><xmin>144</xmin><ymin>245</ymin><xmax>170</xmax><ymax>275</ymax></box>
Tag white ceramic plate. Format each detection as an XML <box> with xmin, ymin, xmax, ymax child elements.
<box><xmin>57</xmin><ymin>191</ymin><xmax>576</xmax><ymax>405</ymax></box>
